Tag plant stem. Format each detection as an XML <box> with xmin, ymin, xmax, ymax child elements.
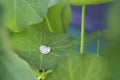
<box><xmin>97</xmin><ymin>32</ymin><xmax>100</xmax><ymax>56</ymax></box>
<box><xmin>45</xmin><ymin>16</ymin><xmax>53</xmax><ymax>32</ymax></box>
<box><xmin>80</xmin><ymin>5</ymin><xmax>86</xmax><ymax>54</ymax></box>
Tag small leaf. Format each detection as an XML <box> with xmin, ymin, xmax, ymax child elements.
<box><xmin>33</xmin><ymin>0</ymin><xmax>71</xmax><ymax>33</ymax></box>
<box><xmin>0</xmin><ymin>26</ymin><xmax>37</xmax><ymax>80</ymax></box>
<box><xmin>0</xmin><ymin>52</ymin><xmax>38</xmax><ymax>80</ymax></box>
<box><xmin>46</xmin><ymin>53</ymin><xmax>110</xmax><ymax>80</ymax></box>
<box><xmin>2</xmin><ymin>0</ymin><xmax>50</xmax><ymax>32</ymax></box>
<box><xmin>10</xmin><ymin>26</ymin><xmax>78</xmax><ymax>69</ymax></box>
<box><xmin>68</xmin><ymin>0</ymin><xmax>113</xmax><ymax>6</ymax></box>
<box><xmin>0</xmin><ymin>5</ymin><xmax>4</xmax><ymax>26</ymax></box>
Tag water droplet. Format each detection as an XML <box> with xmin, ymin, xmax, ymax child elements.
<box><xmin>39</xmin><ymin>45</ymin><xmax>51</xmax><ymax>54</ymax></box>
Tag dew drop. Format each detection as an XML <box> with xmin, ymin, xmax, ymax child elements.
<box><xmin>39</xmin><ymin>45</ymin><xmax>51</xmax><ymax>54</ymax></box>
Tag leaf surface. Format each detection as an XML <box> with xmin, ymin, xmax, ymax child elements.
<box><xmin>0</xmin><ymin>27</ymin><xmax>37</xmax><ymax>80</ymax></box>
<box><xmin>0</xmin><ymin>52</ymin><xmax>38</xmax><ymax>80</ymax></box>
<box><xmin>10</xmin><ymin>26</ymin><xmax>78</xmax><ymax>69</ymax></box>
<box><xmin>46</xmin><ymin>53</ymin><xmax>110</xmax><ymax>80</ymax></box>
<box><xmin>2</xmin><ymin>0</ymin><xmax>50</xmax><ymax>32</ymax></box>
<box><xmin>33</xmin><ymin>0</ymin><xmax>71</xmax><ymax>33</ymax></box>
<box><xmin>105</xmin><ymin>0</ymin><xmax>120</xmax><ymax>79</ymax></box>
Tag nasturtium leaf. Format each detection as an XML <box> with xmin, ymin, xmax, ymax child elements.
<box><xmin>46</xmin><ymin>53</ymin><xmax>110</xmax><ymax>80</ymax></box>
<box><xmin>0</xmin><ymin>5</ymin><xmax>4</xmax><ymax>26</ymax></box>
<box><xmin>0</xmin><ymin>27</ymin><xmax>37</xmax><ymax>80</ymax></box>
<box><xmin>68</xmin><ymin>0</ymin><xmax>113</xmax><ymax>6</ymax></box>
<box><xmin>105</xmin><ymin>0</ymin><xmax>120</xmax><ymax>79</ymax></box>
<box><xmin>0</xmin><ymin>52</ymin><xmax>38</xmax><ymax>80</ymax></box>
<box><xmin>33</xmin><ymin>0</ymin><xmax>71</xmax><ymax>33</ymax></box>
<box><xmin>2</xmin><ymin>0</ymin><xmax>50</xmax><ymax>32</ymax></box>
<box><xmin>10</xmin><ymin>26</ymin><xmax>78</xmax><ymax>70</ymax></box>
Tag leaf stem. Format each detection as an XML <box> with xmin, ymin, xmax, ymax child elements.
<box><xmin>97</xmin><ymin>32</ymin><xmax>100</xmax><ymax>56</ymax></box>
<box><xmin>45</xmin><ymin>16</ymin><xmax>53</xmax><ymax>32</ymax></box>
<box><xmin>80</xmin><ymin>6</ymin><xmax>86</xmax><ymax>54</ymax></box>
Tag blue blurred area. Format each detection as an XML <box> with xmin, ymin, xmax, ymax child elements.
<box><xmin>70</xmin><ymin>3</ymin><xmax>111</xmax><ymax>32</ymax></box>
<box><xmin>67</xmin><ymin>3</ymin><xmax>111</xmax><ymax>54</ymax></box>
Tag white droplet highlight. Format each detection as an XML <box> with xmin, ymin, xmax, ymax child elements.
<box><xmin>39</xmin><ymin>45</ymin><xmax>51</xmax><ymax>54</ymax></box>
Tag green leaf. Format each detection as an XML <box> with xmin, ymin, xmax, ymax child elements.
<box><xmin>33</xmin><ymin>0</ymin><xmax>71</xmax><ymax>33</ymax></box>
<box><xmin>2</xmin><ymin>0</ymin><xmax>50</xmax><ymax>32</ymax></box>
<box><xmin>0</xmin><ymin>28</ymin><xmax>37</xmax><ymax>80</ymax></box>
<box><xmin>46</xmin><ymin>53</ymin><xmax>110</xmax><ymax>80</ymax></box>
<box><xmin>10</xmin><ymin>26</ymin><xmax>78</xmax><ymax>69</ymax></box>
<box><xmin>68</xmin><ymin>0</ymin><xmax>113</xmax><ymax>6</ymax></box>
<box><xmin>0</xmin><ymin>5</ymin><xmax>4</xmax><ymax>26</ymax></box>
<box><xmin>105</xmin><ymin>0</ymin><xmax>120</xmax><ymax>79</ymax></box>
<box><xmin>106</xmin><ymin>1</ymin><xmax>120</xmax><ymax>39</ymax></box>
<box><xmin>0</xmin><ymin>52</ymin><xmax>38</xmax><ymax>80</ymax></box>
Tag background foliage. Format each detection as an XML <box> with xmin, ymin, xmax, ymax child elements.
<box><xmin>0</xmin><ymin>0</ymin><xmax>120</xmax><ymax>80</ymax></box>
